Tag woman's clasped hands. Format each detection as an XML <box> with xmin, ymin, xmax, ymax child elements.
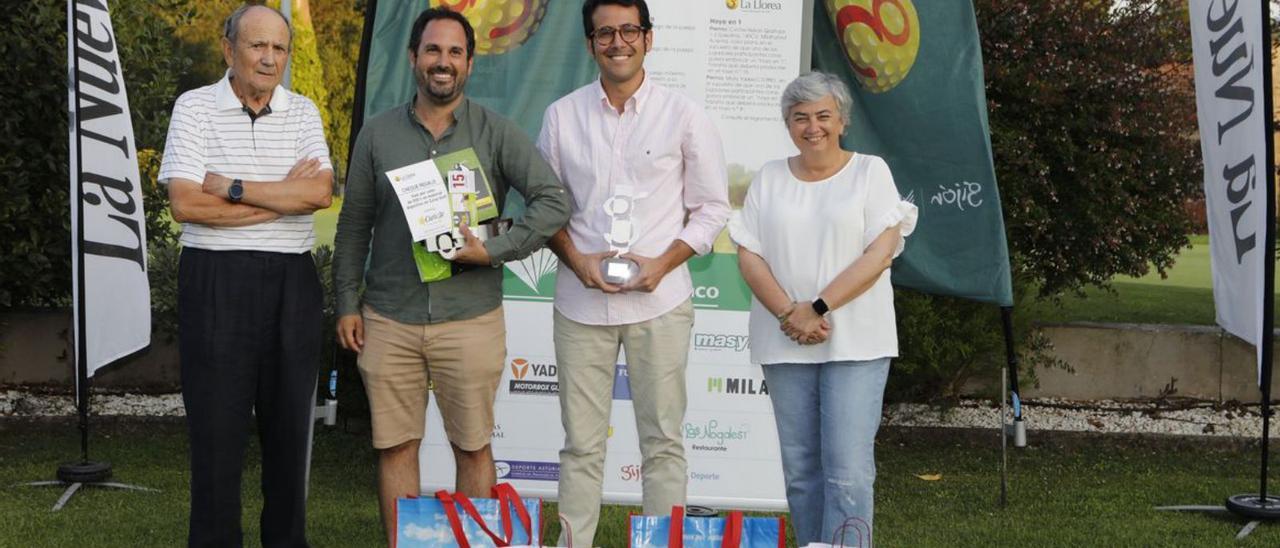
<box><xmin>778</xmin><ymin>301</ymin><xmax>830</xmax><ymax>345</ymax></box>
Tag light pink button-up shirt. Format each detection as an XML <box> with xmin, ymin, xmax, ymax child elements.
<box><xmin>536</xmin><ymin>77</ymin><xmax>730</xmax><ymax>326</ymax></box>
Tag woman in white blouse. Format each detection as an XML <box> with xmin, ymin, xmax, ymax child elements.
<box><xmin>728</xmin><ymin>72</ymin><xmax>917</xmax><ymax>546</ymax></box>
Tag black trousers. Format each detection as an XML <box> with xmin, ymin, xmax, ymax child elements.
<box><xmin>178</xmin><ymin>248</ymin><xmax>321</xmax><ymax>548</ymax></box>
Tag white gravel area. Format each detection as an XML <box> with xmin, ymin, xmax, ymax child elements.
<box><xmin>0</xmin><ymin>389</ymin><xmax>184</xmax><ymax>418</ymax></box>
<box><xmin>883</xmin><ymin>398</ymin><xmax>1271</xmax><ymax>438</ymax></box>
<box><xmin>1</xmin><ymin>389</ymin><xmax>1271</xmax><ymax>439</ymax></box>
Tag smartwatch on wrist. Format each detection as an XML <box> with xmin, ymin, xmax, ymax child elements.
<box><xmin>811</xmin><ymin>297</ymin><xmax>830</xmax><ymax>316</ymax></box>
<box><xmin>228</xmin><ymin>178</ymin><xmax>244</xmax><ymax>203</ymax></box>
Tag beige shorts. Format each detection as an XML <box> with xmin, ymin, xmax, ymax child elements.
<box><xmin>357</xmin><ymin>305</ymin><xmax>506</xmax><ymax>450</ymax></box>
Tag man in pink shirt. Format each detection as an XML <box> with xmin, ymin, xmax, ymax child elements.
<box><xmin>535</xmin><ymin>0</ymin><xmax>731</xmax><ymax>544</ymax></box>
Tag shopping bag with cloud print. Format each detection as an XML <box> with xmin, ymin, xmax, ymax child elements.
<box><xmin>629</xmin><ymin>506</ymin><xmax>784</xmax><ymax>548</ymax></box>
<box><xmin>395</xmin><ymin>483</ymin><xmax>541</xmax><ymax>547</ymax></box>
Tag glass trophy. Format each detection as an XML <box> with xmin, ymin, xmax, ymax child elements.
<box><xmin>600</xmin><ymin>186</ymin><xmax>639</xmax><ymax>285</ymax></box>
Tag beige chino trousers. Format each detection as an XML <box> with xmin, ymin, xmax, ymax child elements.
<box><xmin>554</xmin><ymin>299</ymin><xmax>695</xmax><ymax>547</ymax></box>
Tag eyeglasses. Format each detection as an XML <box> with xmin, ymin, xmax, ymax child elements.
<box><xmin>590</xmin><ymin>24</ymin><xmax>647</xmax><ymax>47</ymax></box>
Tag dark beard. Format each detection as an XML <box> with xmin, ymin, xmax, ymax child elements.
<box><xmin>422</xmin><ymin>68</ymin><xmax>464</xmax><ymax>104</ymax></box>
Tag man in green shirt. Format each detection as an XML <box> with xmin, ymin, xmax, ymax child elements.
<box><xmin>332</xmin><ymin>8</ymin><xmax>569</xmax><ymax>543</ymax></box>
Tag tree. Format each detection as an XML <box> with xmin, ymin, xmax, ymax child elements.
<box><xmin>976</xmin><ymin>0</ymin><xmax>1201</xmax><ymax>296</ymax></box>
<box><xmin>311</xmin><ymin>1</ymin><xmax>365</xmax><ymax>179</ymax></box>
<box><xmin>0</xmin><ymin>0</ymin><xmax>190</xmax><ymax>307</ymax></box>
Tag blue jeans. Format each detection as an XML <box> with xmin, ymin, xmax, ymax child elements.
<box><xmin>762</xmin><ymin>358</ymin><xmax>891</xmax><ymax>547</ymax></box>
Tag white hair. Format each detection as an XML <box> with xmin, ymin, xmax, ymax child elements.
<box><xmin>780</xmin><ymin>71</ymin><xmax>852</xmax><ymax>124</ymax></box>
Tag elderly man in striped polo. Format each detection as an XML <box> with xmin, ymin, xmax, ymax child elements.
<box><xmin>158</xmin><ymin>4</ymin><xmax>332</xmax><ymax>547</ymax></box>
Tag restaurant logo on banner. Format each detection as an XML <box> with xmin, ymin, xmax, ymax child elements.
<box><xmin>684</xmin><ymin>418</ymin><xmax>751</xmax><ymax>453</ymax></box>
<box><xmin>68</xmin><ymin>0</ymin><xmax>150</xmax><ymax>379</ymax></box>
<box><xmin>1188</xmin><ymin>0</ymin><xmax>1269</xmax><ymax>380</ymax></box>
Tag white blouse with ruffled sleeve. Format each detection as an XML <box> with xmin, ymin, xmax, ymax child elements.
<box><xmin>728</xmin><ymin>153</ymin><xmax>918</xmax><ymax>365</ymax></box>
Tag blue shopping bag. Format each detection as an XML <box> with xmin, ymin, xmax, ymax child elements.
<box><xmin>629</xmin><ymin>506</ymin><xmax>784</xmax><ymax>548</ymax></box>
<box><xmin>395</xmin><ymin>483</ymin><xmax>541</xmax><ymax>547</ymax></box>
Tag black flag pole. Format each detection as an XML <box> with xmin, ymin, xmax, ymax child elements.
<box><xmin>998</xmin><ymin>306</ymin><xmax>1025</xmax><ymax>508</ymax></box>
<box><xmin>1223</xmin><ymin>0</ymin><xmax>1280</xmax><ymax>521</ymax></box>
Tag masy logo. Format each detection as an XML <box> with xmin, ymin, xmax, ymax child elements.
<box><xmin>707</xmin><ymin>377</ymin><xmax>769</xmax><ymax>396</ymax></box>
<box><xmin>693</xmin><ymin>333</ymin><xmax>750</xmax><ymax>352</ymax></box>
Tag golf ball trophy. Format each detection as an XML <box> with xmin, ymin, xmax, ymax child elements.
<box><xmin>600</xmin><ymin>185</ymin><xmax>639</xmax><ymax>286</ymax></box>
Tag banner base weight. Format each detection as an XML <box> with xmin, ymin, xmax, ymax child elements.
<box><xmin>1225</xmin><ymin>494</ymin><xmax>1280</xmax><ymax>520</ymax></box>
<box><xmin>57</xmin><ymin>461</ymin><xmax>111</xmax><ymax>483</ymax></box>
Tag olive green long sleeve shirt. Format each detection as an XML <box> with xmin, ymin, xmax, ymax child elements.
<box><xmin>333</xmin><ymin>98</ymin><xmax>569</xmax><ymax>324</ymax></box>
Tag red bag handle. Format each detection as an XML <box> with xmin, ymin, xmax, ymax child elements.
<box><xmin>492</xmin><ymin>483</ymin><xmax>534</xmax><ymax>544</ymax></box>
<box><xmin>667</xmin><ymin>506</ymin><xmax>686</xmax><ymax>548</ymax></box>
<box><xmin>720</xmin><ymin>511</ymin><xmax>743</xmax><ymax>548</ymax></box>
<box><xmin>434</xmin><ymin>490</ymin><xmax>473</xmax><ymax>548</ymax></box>
<box><xmin>452</xmin><ymin>491</ymin><xmax>511</xmax><ymax>546</ymax></box>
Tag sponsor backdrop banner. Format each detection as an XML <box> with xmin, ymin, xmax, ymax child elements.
<box><xmin>354</xmin><ymin>0</ymin><xmax>1011</xmax><ymax>509</ymax></box>
<box><xmin>1188</xmin><ymin>0</ymin><xmax>1271</xmax><ymax>381</ymax></box>
<box><xmin>67</xmin><ymin>0</ymin><xmax>151</xmax><ymax>388</ymax></box>
<box><xmin>412</xmin><ymin>0</ymin><xmax>806</xmax><ymax>510</ymax></box>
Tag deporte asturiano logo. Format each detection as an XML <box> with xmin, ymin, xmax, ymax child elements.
<box><xmin>826</xmin><ymin>0</ymin><xmax>920</xmax><ymax>93</ymax></box>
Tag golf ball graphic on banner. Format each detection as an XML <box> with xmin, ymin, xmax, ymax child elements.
<box><xmin>825</xmin><ymin>0</ymin><xmax>920</xmax><ymax>93</ymax></box>
<box><xmin>431</xmin><ymin>0</ymin><xmax>549</xmax><ymax>55</ymax></box>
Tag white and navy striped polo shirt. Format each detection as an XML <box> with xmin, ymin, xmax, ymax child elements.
<box><xmin>158</xmin><ymin>71</ymin><xmax>331</xmax><ymax>253</ymax></box>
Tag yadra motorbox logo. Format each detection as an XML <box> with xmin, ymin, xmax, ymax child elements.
<box><xmin>706</xmin><ymin>376</ymin><xmax>768</xmax><ymax>396</ymax></box>
<box><xmin>508</xmin><ymin>358</ymin><xmax>558</xmax><ymax>396</ymax></box>
<box><xmin>510</xmin><ymin>358</ymin><xmax>530</xmax><ymax>379</ymax></box>
<box><xmin>693</xmin><ymin>332</ymin><xmax>749</xmax><ymax>352</ymax></box>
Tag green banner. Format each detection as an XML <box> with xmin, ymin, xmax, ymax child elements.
<box><xmin>811</xmin><ymin>0</ymin><xmax>1013</xmax><ymax>305</ymax></box>
<box><xmin>357</xmin><ymin>0</ymin><xmax>1012</xmax><ymax>308</ymax></box>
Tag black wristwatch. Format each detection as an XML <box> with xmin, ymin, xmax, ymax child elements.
<box><xmin>228</xmin><ymin>178</ymin><xmax>244</xmax><ymax>203</ymax></box>
<box><xmin>811</xmin><ymin>297</ymin><xmax>830</xmax><ymax>316</ymax></box>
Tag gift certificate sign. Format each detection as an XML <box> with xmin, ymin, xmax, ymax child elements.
<box><xmin>386</xmin><ymin>160</ymin><xmax>452</xmax><ymax>243</ymax></box>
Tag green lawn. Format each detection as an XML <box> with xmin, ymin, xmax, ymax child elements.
<box><xmin>1026</xmin><ymin>235</ymin><xmax>1280</xmax><ymax>325</ymax></box>
<box><xmin>314</xmin><ymin>198</ymin><xmax>341</xmax><ymax>248</ymax></box>
<box><xmin>3</xmin><ymin>419</ymin><xmax>1279</xmax><ymax>547</ymax></box>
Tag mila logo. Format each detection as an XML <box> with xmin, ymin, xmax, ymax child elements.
<box><xmin>706</xmin><ymin>377</ymin><xmax>768</xmax><ymax>395</ymax></box>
